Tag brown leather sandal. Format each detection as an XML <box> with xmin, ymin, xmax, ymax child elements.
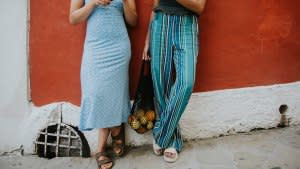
<box><xmin>111</xmin><ymin>124</ymin><xmax>125</xmax><ymax>157</ymax></box>
<box><xmin>95</xmin><ymin>151</ymin><xmax>113</xmax><ymax>169</ymax></box>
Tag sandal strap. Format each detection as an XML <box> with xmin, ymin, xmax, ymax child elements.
<box><xmin>153</xmin><ymin>139</ymin><xmax>163</xmax><ymax>156</ymax></box>
<box><xmin>112</xmin><ymin>142</ymin><xmax>124</xmax><ymax>150</ymax></box>
<box><xmin>97</xmin><ymin>158</ymin><xmax>112</xmax><ymax>166</ymax></box>
<box><xmin>112</xmin><ymin>142</ymin><xmax>124</xmax><ymax>156</ymax></box>
<box><xmin>111</xmin><ymin>124</ymin><xmax>125</xmax><ymax>157</ymax></box>
<box><xmin>111</xmin><ymin>133</ymin><xmax>123</xmax><ymax>140</ymax></box>
<box><xmin>164</xmin><ymin>147</ymin><xmax>177</xmax><ymax>154</ymax></box>
<box><xmin>111</xmin><ymin>124</ymin><xmax>124</xmax><ymax>140</ymax></box>
<box><xmin>95</xmin><ymin>152</ymin><xmax>113</xmax><ymax>169</ymax></box>
<box><xmin>95</xmin><ymin>151</ymin><xmax>109</xmax><ymax>159</ymax></box>
<box><xmin>164</xmin><ymin>147</ymin><xmax>178</xmax><ymax>163</ymax></box>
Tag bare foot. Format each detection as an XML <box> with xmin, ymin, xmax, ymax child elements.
<box><xmin>163</xmin><ymin>148</ymin><xmax>178</xmax><ymax>163</ymax></box>
<box><xmin>112</xmin><ymin>140</ymin><xmax>122</xmax><ymax>155</ymax></box>
<box><xmin>153</xmin><ymin>139</ymin><xmax>163</xmax><ymax>156</ymax></box>
<box><xmin>111</xmin><ymin>125</ymin><xmax>125</xmax><ymax>156</ymax></box>
<box><xmin>164</xmin><ymin>151</ymin><xmax>176</xmax><ymax>158</ymax></box>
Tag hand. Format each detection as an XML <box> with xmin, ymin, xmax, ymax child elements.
<box><xmin>142</xmin><ymin>42</ymin><xmax>151</xmax><ymax>60</ymax></box>
<box><xmin>91</xmin><ymin>0</ymin><xmax>112</xmax><ymax>6</ymax></box>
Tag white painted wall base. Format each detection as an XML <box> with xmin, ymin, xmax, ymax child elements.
<box><xmin>16</xmin><ymin>81</ymin><xmax>300</xmax><ymax>154</ymax></box>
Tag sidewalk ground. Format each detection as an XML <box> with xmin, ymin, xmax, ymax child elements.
<box><xmin>1</xmin><ymin>126</ymin><xmax>300</xmax><ymax>169</ymax></box>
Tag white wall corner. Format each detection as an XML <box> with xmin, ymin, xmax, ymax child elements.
<box><xmin>0</xmin><ymin>0</ymin><xmax>30</xmax><ymax>152</ymax></box>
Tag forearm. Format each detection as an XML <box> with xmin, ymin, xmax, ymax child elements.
<box><xmin>145</xmin><ymin>0</ymin><xmax>158</xmax><ymax>45</ymax></box>
<box><xmin>69</xmin><ymin>1</ymin><xmax>96</xmax><ymax>25</ymax></box>
<box><xmin>142</xmin><ymin>0</ymin><xmax>158</xmax><ymax>60</ymax></box>
<box><xmin>144</xmin><ymin>11</ymin><xmax>155</xmax><ymax>46</ymax></box>
<box><xmin>123</xmin><ymin>0</ymin><xmax>137</xmax><ymax>27</ymax></box>
<box><xmin>176</xmin><ymin>0</ymin><xmax>206</xmax><ymax>15</ymax></box>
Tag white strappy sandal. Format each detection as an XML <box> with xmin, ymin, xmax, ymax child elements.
<box><xmin>163</xmin><ymin>147</ymin><xmax>178</xmax><ymax>163</ymax></box>
<box><xmin>152</xmin><ymin>139</ymin><xmax>163</xmax><ymax>156</ymax></box>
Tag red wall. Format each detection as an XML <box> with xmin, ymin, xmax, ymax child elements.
<box><xmin>30</xmin><ymin>0</ymin><xmax>300</xmax><ymax>106</ymax></box>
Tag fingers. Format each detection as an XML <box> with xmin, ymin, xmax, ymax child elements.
<box><xmin>142</xmin><ymin>49</ymin><xmax>151</xmax><ymax>61</ymax></box>
<box><xmin>142</xmin><ymin>43</ymin><xmax>151</xmax><ymax>60</ymax></box>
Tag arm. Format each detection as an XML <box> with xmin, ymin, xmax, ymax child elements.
<box><xmin>176</xmin><ymin>0</ymin><xmax>207</xmax><ymax>15</ymax></box>
<box><xmin>142</xmin><ymin>0</ymin><xmax>159</xmax><ymax>60</ymax></box>
<box><xmin>123</xmin><ymin>0</ymin><xmax>137</xmax><ymax>27</ymax></box>
<box><xmin>69</xmin><ymin>0</ymin><xmax>111</xmax><ymax>25</ymax></box>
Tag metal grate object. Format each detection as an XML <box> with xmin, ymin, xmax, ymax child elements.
<box><xmin>34</xmin><ymin>104</ymin><xmax>90</xmax><ymax>159</ymax></box>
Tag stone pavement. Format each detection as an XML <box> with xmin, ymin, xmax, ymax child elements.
<box><xmin>1</xmin><ymin>126</ymin><xmax>300</xmax><ymax>169</ymax></box>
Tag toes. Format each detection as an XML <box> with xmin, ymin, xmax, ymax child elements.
<box><xmin>100</xmin><ymin>161</ymin><xmax>112</xmax><ymax>169</ymax></box>
<box><xmin>98</xmin><ymin>157</ymin><xmax>112</xmax><ymax>168</ymax></box>
<box><xmin>165</xmin><ymin>152</ymin><xmax>175</xmax><ymax>158</ymax></box>
<box><xmin>102</xmin><ymin>162</ymin><xmax>113</xmax><ymax>169</ymax></box>
<box><xmin>113</xmin><ymin>147</ymin><xmax>121</xmax><ymax>154</ymax></box>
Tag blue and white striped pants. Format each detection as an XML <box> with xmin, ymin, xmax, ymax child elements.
<box><xmin>150</xmin><ymin>11</ymin><xmax>199</xmax><ymax>152</ymax></box>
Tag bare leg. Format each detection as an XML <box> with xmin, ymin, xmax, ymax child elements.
<box><xmin>97</xmin><ymin>128</ymin><xmax>110</xmax><ymax>152</ymax></box>
<box><xmin>96</xmin><ymin>128</ymin><xmax>112</xmax><ymax>169</ymax></box>
<box><xmin>110</xmin><ymin>125</ymin><xmax>121</xmax><ymax>136</ymax></box>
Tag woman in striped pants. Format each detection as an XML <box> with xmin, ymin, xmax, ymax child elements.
<box><xmin>143</xmin><ymin>0</ymin><xmax>206</xmax><ymax>163</ymax></box>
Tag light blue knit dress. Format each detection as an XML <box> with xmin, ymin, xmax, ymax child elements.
<box><xmin>79</xmin><ymin>0</ymin><xmax>131</xmax><ymax>131</ymax></box>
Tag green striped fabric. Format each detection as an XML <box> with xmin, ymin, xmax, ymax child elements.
<box><xmin>150</xmin><ymin>11</ymin><xmax>199</xmax><ymax>152</ymax></box>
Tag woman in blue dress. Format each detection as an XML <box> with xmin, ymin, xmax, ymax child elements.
<box><xmin>70</xmin><ymin>0</ymin><xmax>136</xmax><ymax>168</ymax></box>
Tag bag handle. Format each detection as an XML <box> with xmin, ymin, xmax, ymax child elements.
<box><xmin>138</xmin><ymin>60</ymin><xmax>151</xmax><ymax>78</ymax></box>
